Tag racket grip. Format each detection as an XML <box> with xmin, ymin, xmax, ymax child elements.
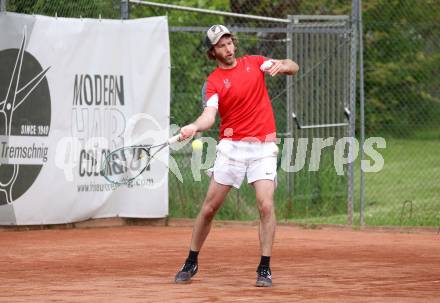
<box><xmin>168</xmin><ymin>134</ymin><xmax>181</xmax><ymax>144</ymax></box>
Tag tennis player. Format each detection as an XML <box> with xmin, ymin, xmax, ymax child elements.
<box><xmin>175</xmin><ymin>25</ymin><xmax>299</xmax><ymax>287</ymax></box>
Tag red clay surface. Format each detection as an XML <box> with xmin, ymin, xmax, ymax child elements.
<box><xmin>1</xmin><ymin>223</ymin><xmax>440</xmax><ymax>303</ymax></box>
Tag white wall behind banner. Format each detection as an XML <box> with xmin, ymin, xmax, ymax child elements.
<box><xmin>0</xmin><ymin>13</ymin><xmax>171</xmax><ymax>225</ymax></box>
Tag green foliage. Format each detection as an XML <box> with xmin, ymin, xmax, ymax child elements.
<box><xmin>230</xmin><ymin>0</ymin><xmax>300</xmax><ymax>19</ymax></box>
<box><xmin>363</xmin><ymin>0</ymin><xmax>440</xmax><ymax>136</ymax></box>
<box><xmin>6</xmin><ymin>0</ymin><xmax>119</xmax><ymax>18</ymax></box>
<box><xmin>129</xmin><ymin>1</ymin><xmax>231</xmax><ymax>128</ymax></box>
<box><xmin>227</xmin><ymin>0</ymin><xmax>440</xmax><ymax>138</ymax></box>
<box><xmin>130</xmin><ymin>0</ymin><xmax>229</xmax><ymax>26</ymax></box>
<box><xmin>296</xmin><ymin>0</ymin><xmax>351</xmax><ymax>15</ymax></box>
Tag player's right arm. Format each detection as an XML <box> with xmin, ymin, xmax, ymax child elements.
<box><xmin>180</xmin><ymin>80</ymin><xmax>218</xmax><ymax>140</ymax></box>
<box><xmin>180</xmin><ymin>106</ymin><xmax>217</xmax><ymax>140</ymax></box>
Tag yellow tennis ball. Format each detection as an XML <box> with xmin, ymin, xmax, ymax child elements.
<box><xmin>192</xmin><ymin>139</ymin><xmax>203</xmax><ymax>151</ymax></box>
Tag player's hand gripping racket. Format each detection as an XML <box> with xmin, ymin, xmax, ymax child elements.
<box><xmin>101</xmin><ymin>134</ymin><xmax>181</xmax><ymax>185</ymax></box>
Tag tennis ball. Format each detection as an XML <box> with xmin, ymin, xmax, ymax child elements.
<box><xmin>192</xmin><ymin>139</ymin><xmax>203</xmax><ymax>151</ymax></box>
<box><xmin>260</xmin><ymin>60</ymin><xmax>273</xmax><ymax>71</ymax></box>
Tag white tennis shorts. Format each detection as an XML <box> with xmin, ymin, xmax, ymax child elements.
<box><xmin>207</xmin><ymin>140</ymin><xmax>279</xmax><ymax>189</ymax></box>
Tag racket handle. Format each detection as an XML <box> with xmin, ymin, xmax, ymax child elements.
<box><xmin>168</xmin><ymin>134</ymin><xmax>181</xmax><ymax>144</ymax></box>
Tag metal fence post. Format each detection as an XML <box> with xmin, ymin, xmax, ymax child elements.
<box><xmin>120</xmin><ymin>0</ymin><xmax>129</xmax><ymax>19</ymax></box>
<box><xmin>285</xmin><ymin>15</ymin><xmax>295</xmax><ymax>219</ymax></box>
<box><xmin>347</xmin><ymin>0</ymin><xmax>359</xmax><ymax>226</ymax></box>
<box><xmin>358</xmin><ymin>0</ymin><xmax>366</xmax><ymax>227</ymax></box>
<box><xmin>0</xmin><ymin>0</ymin><xmax>7</xmax><ymax>12</ymax></box>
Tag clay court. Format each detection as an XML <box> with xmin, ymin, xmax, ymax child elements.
<box><xmin>1</xmin><ymin>221</ymin><xmax>439</xmax><ymax>303</ymax></box>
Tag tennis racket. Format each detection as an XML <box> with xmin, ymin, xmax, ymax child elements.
<box><xmin>101</xmin><ymin>134</ymin><xmax>181</xmax><ymax>185</ymax></box>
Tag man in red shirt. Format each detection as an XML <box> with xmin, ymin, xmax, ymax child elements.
<box><xmin>175</xmin><ymin>25</ymin><xmax>299</xmax><ymax>287</ymax></box>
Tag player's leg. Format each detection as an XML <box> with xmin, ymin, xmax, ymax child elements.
<box><xmin>175</xmin><ymin>141</ymin><xmax>246</xmax><ymax>284</ymax></box>
<box><xmin>254</xmin><ymin>179</ymin><xmax>276</xmax><ymax>256</ymax></box>
<box><xmin>190</xmin><ymin>179</ymin><xmax>232</xmax><ymax>250</ymax></box>
<box><xmin>175</xmin><ymin>179</ymin><xmax>231</xmax><ymax>283</ymax></box>
<box><xmin>246</xmin><ymin>149</ymin><xmax>277</xmax><ymax>287</ymax></box>
<box><xmin>253</xmin><ymin>179</ymin><xmax>276</xmax><ymax>287</ymax></box>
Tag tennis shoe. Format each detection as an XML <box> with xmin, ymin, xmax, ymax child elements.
<box><xmin>175</xmin><ymin>260</ymin><xmax>198</xmax><ymax>283</ymax></box>
<box><xmin>256</xmin><ymin>265</ymin><xmax>272</xmax><ymax>287</ymax></box>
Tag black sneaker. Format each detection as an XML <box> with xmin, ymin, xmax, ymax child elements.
<box><xmin>175</xmin><ymin>260</ymin><xmax>198</xmax><ymax>284</ymax></box>
<box><xmin>256</xmin><ymin>265</ymin><xmax>272</xmax><ymax>287</ymax></box>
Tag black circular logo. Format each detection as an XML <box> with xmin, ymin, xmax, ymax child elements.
<box><xmin>0</xmin><ymin>40</ymin><xmax>51</xmax><ymax>205</ymax></box>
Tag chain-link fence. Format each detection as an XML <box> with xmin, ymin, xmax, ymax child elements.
<box><xmin>166</xmin><ymin>20</ymin><xmax>356</xmax><ymax>222</ymax></box>
<box><xmin>359</xmin><ymin>0</ymin><xmax>440</xmax><ymax>227</ymax></box>
<box><xmin>129</xmin><ymin>2</ymin><xmax>357</xmax><ymax>223</ymax></box>
<box><xmin>288</xmin><ymin>16</ymin><xmax>355</xmax><ymax>225</ymax></box>
<box><xmin>2</xmin><ymin>0</ymin><xmax>439</xmax><ymax>228</ymax></box>
<box><xmin>166</xmin><ymin>27</ymin><xmax>293</xmax><ymax>220</ymax></box>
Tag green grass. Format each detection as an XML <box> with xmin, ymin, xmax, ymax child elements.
<box><xmin>358</xmin><ymin>134</ymin><xmax>440</xmax><ymax>227</ymax></box>
<box><xmin>168</xmin><ymin>132</ymin><xmax>440</xmax><ymax>227</ymax></box>
<box><xmin>168</xmin><ymin>145</ymin><xmax>348</xmax><ymax>223</ymax></box>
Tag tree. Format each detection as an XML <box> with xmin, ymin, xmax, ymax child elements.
<box><xmin>363</xmin><ymin>0</ymin><xmax>440</xmax><ymax>136</ymax></box>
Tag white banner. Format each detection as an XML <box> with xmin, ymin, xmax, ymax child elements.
<box><xmin>0</xmin><ymin>13</ymin><xmax>171</xmax><ymax>225</ymax></box>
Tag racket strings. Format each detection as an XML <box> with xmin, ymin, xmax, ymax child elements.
<box><xmin>103</xmin><ymin>147</ymin><xmax>152</xmax><ymax>183</ymax></box>
<box><xmin>102</xmin><ymin>142</ymin><xmax>169</xmax><ymax>184</ymax></box>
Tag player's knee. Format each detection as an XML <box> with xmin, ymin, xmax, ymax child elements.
<box><xmin>201</xmin><ymin>204</ymin><xmax>218</xmax><ymax>221</ymax></box>
<box><xmin>257</xmin><ymin>199</ymin><xmax>274</xmax><ymax>219</ymax></box>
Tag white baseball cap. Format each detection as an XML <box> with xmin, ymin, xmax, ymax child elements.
<box><xmin>205</xmin><ymin>25</ymin><xmax>231</xmax><ymax>48</ymax></box>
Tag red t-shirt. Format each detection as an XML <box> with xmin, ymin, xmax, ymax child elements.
<box><xmin>203</xmin><ymin>55</ymin><xmax>276</xmax><ymax>142</ymax></box>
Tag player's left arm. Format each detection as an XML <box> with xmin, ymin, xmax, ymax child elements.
<box><xmin>267</xmin><ymin>59</ymin><xmax>299</xmax><ymax>77</ymax></box>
